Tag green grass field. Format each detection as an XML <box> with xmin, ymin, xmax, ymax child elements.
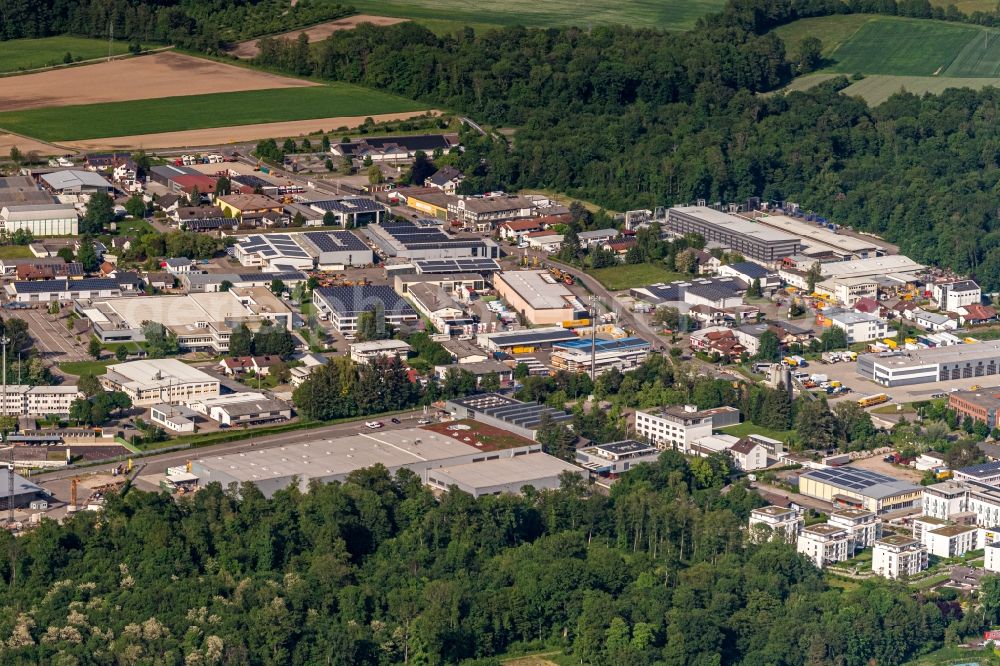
<box><xmin>0</xmin><ymin>245</ymin><xmax>34</xmax><ymax>260</ymax></box>
<box><xmin>0</xmin><ymin>84</ymin><xmax>428</xmax><ymax>141</ymax></box>
<box><xmin>0</xmin><ymin>36</ymin><xmax>135</xmax><ymax>73</ymax></box>
<box><xmin>718</xmin><ymin>422</ymin><xmax>796</xmax><ymax>442</ymax></box>
<box><xmin>58</xmin><ymin>360</ymin><xmax>112</xmax><ymax>376</ymax></box>
<box><xmin>842</xmin><ymin>73</ymin><xmax>1000</xmax><ymax>104</ymax></box>
<box><xmin>586</xmin><ymin>264</ymin><xmax>688</xmax><ymax>291</ymax></box>
<box><xmin>357</xmin><ymin>0</ymin><xmax>725</xmax><ymax>30</ymax></box>
<box><xmin>830</xmin><ymin>18</ymin><xmax>977</xmax><ymax>76</ymax></box>
<box><xmin>772</xmin><ymin>14</ymin><xmax>874</xmax><ymax>56</ymax></box>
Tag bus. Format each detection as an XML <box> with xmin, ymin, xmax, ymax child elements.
<box><xmin>857</xmin><ymin>393</ymin><xmax>890</xmax><ymax>408</ymax></box>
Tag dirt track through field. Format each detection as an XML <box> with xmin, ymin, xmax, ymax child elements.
<box><xmin>0</xmin><ymin>52</ymin><xmax>316</xmax><ymax>111</ymax></box>
<box><xmin>229</xmin><ymin>15</ymin><xmax>408</xmax><ymax>58</ymax></box>
<box><xmin>57</xmin><ymin>110</ymin><xmax>438</xmax><ymax>150</ymax></box>
<box><xmin>0</xmin><ymin>132</ymin><xmax>66</xmax><ymax>156</ymax></box>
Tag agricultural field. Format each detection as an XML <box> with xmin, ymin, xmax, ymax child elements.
<box><xmin>829</xmin><ymin>18</ymin><xmax>979</xmax><ymax>76</ymax></box>
<box><xmin>354</xmin><ymin>0</ymin><xmax>725</xmax><ymax>31</ymax></box>
<box><xmin>0</xmin><ymin>84</ymin><xmax>427</xmax><ymax>142</ymax></box>
<box><xmin>842</xmin><ymin>73</ymin><xmax>1000</xmax><ymax>105</ymax></box>
<box><xmin>772</xmin><ymin>14</ymin><xmax>873</xmax><ymax>56</ymax></box>
<box><xmin>0</xmin><ymin>36</ymin><xmax>136</xmax><ymax>73</ymax></box>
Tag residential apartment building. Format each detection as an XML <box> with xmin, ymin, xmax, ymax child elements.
<box><xmin>986</xmin><ymin>543</ymin><xmax>1000</xmax><ymax>573</ymax></box>
<box><xmin>828</xmin><ymin>508</ymin><xmax>882</xmax><ymax>551</ymax></box>
<box><xmin>748</xmin><ymin>505</ymin><xmax>803</xmax><ymax>542</ymax></box>
<box><xmin>922</xmin><ymin>481</ymin><xmax>969</xmax><ymax>520</ymax></box>
<box><xmin>0</xmin><ymin>385</ymin><xmax>81</xmax><ymax>416</ymax></box>
<box><xmin>923</xmin><ymin>524</ymin><xmax>978</xmax><ymax>558</ymax></box>
<box><xmin>634</xmin><ymin>405</ymin><xmax>713</xmax><ymax>452</ymax></box>
<box><xmin>826</xmin><ymin>311</ymin><xmax>889</xmax><ymax>344</ymax></box>
<box><xmin>797</xmin><ymin>524</ymin><xmax>851</xmax><ymax>568</ymax></box>
<box><xmin>872</xmin><ymin>535</ymin><xmax>928</xmax><ymax>579</ymax></box>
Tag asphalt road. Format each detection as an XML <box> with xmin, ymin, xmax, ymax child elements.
<box><xmin>30</xmin><ymin>408</ymin><xmax>430</xmax><ymax>514</ymax></box>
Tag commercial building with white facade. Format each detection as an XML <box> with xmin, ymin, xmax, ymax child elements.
<box><xmin>857</xmin><ymin>343</ymin><xmax>1000</xmax><ymax>387</ymax></box>
<box><xmin>425</xmin><ymin>453</ymin><xmax>585</xmax><ymax>497</ymax></box>
<box><xmin>100</xmin><ymin>359</ymin><xmax>220</xmax><ymax>407</ymax></box>
<box><xmin>872</xmin><ymin>535</ymin><xmax>928</xmax><ymax>579</ymax></box>
<box><xmin>313</xmin><ymin>285</ymin><xmax>419</xmax><ymax>334</ymax></box>
<box><xmin>0</xmin><ymin>384</ymin><xmax>81</xmax><ymax>416</ymax></box>
<box><xmin>7</xmin><ymin>278</ymin><xmax>121</xmax><ymax>303</ymax></box>
<box><xmin>665</xmin><ymin>206</ymin><xmax>801</xmax><ymax>264</ymax></box>
<box><xmin>349</xmin><ymin>340</ymin><xmax>412</xmax><ymax>365</ymax></box>
<box><xmin>827</xmin><ymin>311</ymin><xmax>889</xmax><ymax>344</ymax></box>
<box><xmin>816</xmin><ymin>277</ymin><xmax>878</xmax><ymax>307</ymax></box>
<box><xmin>575</xmin><ymin>440</ymin><xmax>661</xmax><ymax>477</ymax></box>
<box><xmin>748</xmin><ymin>505</ymin><xmax>803</xmax><ymax>542</ymax></box>
<box><xmin>797</xmin><ymin>523</ymin><xmax>851</xmax><ymax>568</ymax></box>
<box><xmin>953</xmin><ymin>461</ymin><xmax>1000</xmax><ymax>486</ymax></box>
<box><xmin>634</xmin><ymin>405</ymin><xmax>740</xmax><ymax>452</ymax></box>
<box><xmin>798</xmin><ymin>467</ymin><xmax>922</xmax><ymax>514</ymax></box>
<box><xmin>932</xmin><ymin>280</ymin><xmax>981</xmax><ymax>313</ymax></box>
<box><xmin>0</xmin><ymin>204</ymin><xmax>77</xmax><ymax>236</ymax></box>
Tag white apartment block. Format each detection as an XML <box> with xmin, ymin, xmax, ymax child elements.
<box><xmin>921</xmin><ymin>480</ymin><xmax>1000</xmax><ymax>527</ymax></box>
<box><xmin>986</xmin><ymin>543</ymin><xmax>1000</xmax><ymax>573</ymax></box>
<box><xmin>828</xmin><ymin>508</ymin><xmax>882</xmax><ymax>551</ymax></box>
<box><xmin>748</xmin><ymin>505</ymin><xmax>803</xmax><ymax>542</ymax></box>
<box><xmin>872</xmin><ymin>535</ymin><xmax>928</xmax><ymax>579</ymax></box>
<box><xmin>0</xmin><ymin>385</ymin><xmax>82</xmax><ymax>416</ymax></box>
<box><xmin>797</xmin><ymin>524</ymin><xmax>851</xmax><ymax>568</ymax></box>
<box><xmin>827</xmin><ymin>311</ymin><xmax>889</xmax><ymax>344</ymax></box>
<box><xmin>923</xmin><ymin>524</ymin><xmax>978</xmax><ymax>558</ymax></box>
<box><xmin>634</xmin><ymin>405</ymin><xmax>712</xmax><ymax>452</ymax></box>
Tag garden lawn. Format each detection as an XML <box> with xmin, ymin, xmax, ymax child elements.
<box><xmin>58</xmin><ymin>360</ymin><xmax>112</xmax><ymax>376</ymax></box>
<box><xmin>0</xmin><ymin>84</ymin><xmax>428</xmax><ymax>142</ymax></box>
<box><xmin>718</xmin><ymin>421</ymin><xmax>796</xmax><ymax>442</ymax></box>
<box><xmin>0</xmin><ymin>245</ymin><xmax>35</xmax><ymax>259</ymax></box>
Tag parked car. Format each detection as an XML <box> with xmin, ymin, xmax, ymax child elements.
<box><xmin>390</xmin><ymin>417</ymin><xmax>400</xmax><ymax>424</ymax></box>
<box><xmin>365</xmin><ymin>421</ymin><xmax>383</xmax><ymax>429</ymax></box>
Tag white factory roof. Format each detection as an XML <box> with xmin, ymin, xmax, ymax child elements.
<box><xmin>195</xmin><ymin>427</ymin><xmax>480</xmax><ymax>482</ymax></box>
<box><xmin>868</xmin><ymin>342</ymin><xmax>1000</xmax><ymax>369</ymax></box>
<box><xmin>819</xmin><ymin>255</ymin><xmax>925</xmax><ymax>279</ymax></box>
<box><xmin>828</xmin><ymin>310</ymin><xmax>883</xmax><ymax>325</ymax></box>
<box><xmin>0</xmin><ymin>203</ymin><xmax>76</xmax><ymax>220</ymax></box>
<box><xmin>430</xmin><ymin>453</ymin><xmax>583</xmax><ymax>488</ymax></box>
<box><xmin>104</xmin><ymin>359</ymin><xmax>217</xmax><ymax>388</ymax></box>
<box><xmin>40</xmin><ymin>170</ymin><xmax>112</xmax><ymax>191</ymax></box>
<box><xmin>350</xmin><ymin>340</ymin><xmax>412</xmax><ymax>354</ymax></box>
<box><xmin>672</xmin><ymin>206</ymin><xmax>800</xmax><ymax>242</ymax></box>
<box><xmin>496</xmin><ymin>270</ymin><xmax>574</xmax><ymax>310</ymax></box>
<box><xmin>748</xmin><ymin>213</ymin><xmax>880</xmax><ymax>254</ymax></box>
<box><xmin>83</xmin><ymin>290</ymin><xmax>285</xmax><ymax>329</ymax></box>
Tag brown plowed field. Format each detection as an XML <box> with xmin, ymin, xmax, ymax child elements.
<box><xmin>58</xmin><ymin>110</ymin><xmax>437</xmax><ymax>150</ymax></box>
<box><xmin>0</xmin><ymin>51</ymin><xmax>316</xmax><ymax>111</ymax></box>
<box><xmin>229</xmin><ymin>15</ymin><xmax>408</xmax><ymax>58</ymax></box>
<box><xmin>0</xmin><ymin>133</ymin><xmax>65</xmax><ymax>156</ymax></box>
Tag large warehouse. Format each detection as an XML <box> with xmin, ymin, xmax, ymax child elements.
<box><xmin>313</xmin><ymin>284</ymin><xmax>419</xmax><ymax>333</ymax></box>
<box><xmin>190</xmin><ymin>425</ymin><xmax>574</xmax><ymax>498</ymax></box>
<box><xmin>306</xmin><ymin>197</ymin><xmax>388</xmax><ymax>227</ymax></box>
<box><xmin>857</xmin><ymin>343</ymin><xmax>1000</xmax><ymax>387</ymax></box>
<box><xmin>0</xmin><ymin>470</ymin><xmax>47</xmax><ymax>510</ymax></box>
<box><xmin>666</xmin><ymin>206</ymin><xmax>801</xmax><ymax>264</ymax></box>
<box><xmin>493</xmin><ymin>270</ymin><xmax>584</xmax><ymax>325</ymax></box>
<box><xmin>798</xmin><ymin>467</ymin><xmax>922</xmax><ymax>514</ymax></box>
<box><xmin>233</xmin><ymin>234</ymin><xmax>315</xmax><ymax>270</ymax></box>
<box><xmin>299</xmin><ymin>230</ymin><xmax>374</xmax><ymax>268</ymax></box>
<box><xmin>446</xmin><ymin>393</ymin><xmax>573</xmax><ymax>441</ymax></box>
<box><xmin>0</xmin><ymin>203</ymin><xmax>78</xmax><ymax>236</ymax></box>
<box><xmin>746</xmin><ymin>212</ymin><xmax>882</xmax><ymax>260</ymax></box>
<box><xmin>364</xmin><ymin>220</ymin><xmax>500</xmax><ymax>260</ymax></box>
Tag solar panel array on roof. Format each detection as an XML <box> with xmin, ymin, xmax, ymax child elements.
<box><xmin>452</xmin><ymin>392</ymin><xmax>572</xmax><ymax>430</ymax></box>
<box><xmin>304</xmin><ymin>231</ymin><xmax>368</xmax><ymax>252</ymax></box>
<box><xmin>378</xmin><ymin>220</ymin><xmax>489</xmax><ymax>251</ymax></box>
<box><xmin>310</xmin><ymin>198</ymin><xmax>386</xmax><ymax>213</ymax></box>
<box><xmin>414</xmin><ymin>258</ymin><xmax>502</xmax><ymax>273</ymax></box>
<box><xmin>804</xmin><ymin>467</ymin><xmax>897</xmax><ymax>490</ymax></box>
<box><xmin>238</xmin><ymin>234</ymin><xmax>310</xmax><ymax>259</ymax></box>
<box><xmin>185</xmin><ymin>218</ymin><xmax>237</xmax><ymax>231</ymax></box>
<box><xmin>315</xmin><ymin>285</ymin><xmax>417</xmax><ymax>317</ymax></box>
<box><xmin>957</xmin><ymin>461</ymin><xmax>1000</xmax><ymax>478</ymax></box>
<box><xmin>231</xmin><ymin>175</ymin><xmax>272</xmax><ymax>189</ymax></box>
<box><xmin>555</xmin><ymin>337</ymin><xmax>650</xmax><ymax>352</ymax></box>
<box><xmin>13</xmin><ymin>278</ymin><xmax>118</xmax><ymax>293</ymax></box>
<box><xmin>486</xmin><ymin>329</ymin><xmax>578</xmax><ymax>347</ymax></box>
<box><xmin>235</xmin><ymin>271</ymin><xmax>306</xmax><ymax>282</ymax></box>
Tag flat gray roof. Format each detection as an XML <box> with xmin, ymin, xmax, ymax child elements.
<box><xmin>867</xmin><ymin>342</ymin><xmax>1000</xmax><ymax>369</ymax></box>
<box><xmin>671</xmin><ymin>206</ymin><xmax>800</xmax><ymax>243</ymax></box>
<box><xmin>430</xmin><ymin>452</ymin><xmax>583</xmax><ymax>489</ymax></box>
<box><xmin>802</xmin><ymin>466</ymin><xmax>920</xmax><ymax>499</ymax></box>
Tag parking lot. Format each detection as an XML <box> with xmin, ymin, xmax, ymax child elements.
<box><xmin>5</xmin><ymin>308</ymin><xmax>89</xmax><ymax>361</ymax></box>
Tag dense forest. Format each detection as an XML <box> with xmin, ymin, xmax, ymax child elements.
<box><xmin>0</xmin><ymin>453</ymin><xmax>976</xmax><ymax>665</ymax></box>
<box><xmin>0</xmin><ymin>0</ymin><xmax>354</xmax><ymax>49</ymax></box>
<box><xmin>247</xmin><ymin>1</ymin><xmax>1000</xmax><ymax>290</ymax></box>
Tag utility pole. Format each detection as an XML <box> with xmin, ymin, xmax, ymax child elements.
<box><xmin>589</xmin><ymin>294</ymin><xmax>598</xmax><ymax>382</ymax></box>
<box><xmin>108</xmin><ymin>20</ymin><xmax>114</xmax><ymax>61</ymax></box>
<box><xmin>2</xmin><ymin>336</ymin><xmax>11</xmax><ymax>526</ymax></box>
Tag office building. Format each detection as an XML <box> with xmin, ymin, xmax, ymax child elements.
<box><xmin>0</xmin><ymin>385</ymin><xmax>81</xmax><ymax>416</ymax></box>
<box><xmin>551</xmin><ymin>337</ymin><xmax>651</xmax><ymax>374</ymax></box>
<box><xmin>827</xmin><ymin>311</ymin><xmax>889</xmax><ymax>344</ymax></box>
<box><xmin>857</xmin><ymin>343</ymin><xmax>1000</xmax><ymax>387</ymax></box>
<box><xmin>932</xmin><ymin>280</ymin><xmax>981</xmax><ymax>313</ymax></box>
<box><xmin>815</xmin><ymin>277</ymin><xmax>879</xmax><ymax>307</ymax></box>
<box><xmin>306</xmin><ymin>197</ymin><xmax>388</xmax><ymax>228</ymax></box>
<box><xmin>798</xmin><ymin>467</ymin><xmax>922</xmax><ymax>514</ymax></box>
<box><xmin>797</xmin><ymin>524</ymin><xmax>851</xmax><ymax>568</ymax></box>
<box><xmin>872</xmin><ymin>535</ymin><xmax>928</xmax><ymax>579</ymax></box>
<box><xmin>349</xmin><ymin>340</ymin><xmax>412</xmax><ymax>365</ymax></box>
<box><xmin>180</xmin><ymin>270</ymin><xmax>308</xmax><ymax>294</ymax></box>
<box><xmin>949</xmin><ymin>388</ymin><xmax>1000</xmax><ymax>429</ymax></box>
<box><xmin>100</xmin><ymin>359</ymin><xmax>220</xmax><ymax>407</ymax></box>
<box><xmin>748</xmin><ymin>505</ymin><xmax>804</xmax><ymax>542</ymax></box>
<box><xmin>313</xmin><ymin>285</ymin><xmax>419</xmax><ymax>334</ymax></box>
<box><xmin>746</xmin><ymin>212</ymin><xmax>882</xmax><ymax>260</ymax></box>
<box><xmin>633</xmin><ymin>405</ymin><xmax>740</xmax><ymax>452</ymax></box>
<box><xmin>7</xmin><ymin>278</ymin><xmax>121</xmax><ymax>303</ymax></box>
<box><xmin>666</xmin><ymin>206</ymin><xmax>801</xmax><ymax>264</ymax></box>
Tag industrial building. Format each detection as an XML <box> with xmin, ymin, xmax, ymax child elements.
<box><xmin>7</xmin><ymin>278</ymin><xmax>121</xmax><ymax>303</ymax></box>
<box><xmin>433</xmin><ymin>360</ymin><xmax>513</xmax><ymax>386</ymax></box>
<box><xmin>180</xmin><ymin>270</ymin><xmax>308</xmax><ymax>293</ymax></box>
<box><xmin>233</xmin><ymin>234</ymin><xmax>314</xmax><ymax>270</ymax></box>
<box><xmin>100</xmin><ymin>359</ymin><xmax>220</xmax><ymax>407</ymax></box>
<box><xmin>857</xmin><ymin>343</ymin><xmax>1000</xmax><ymax>387</ymax></box>
<box><xmin>299</xmin><ymin>230</ymin><xmax>374</xmax><ymax>268</ymax></box>
<box><xmin>493</xmin><ymin>270</ymin><xmax>583</xmax><ymax>325</ymax></box>
<box><xmin>949</xmin><ymin>387</ymin><xmax>1000</xmax><ymax>429</ymax></box>
<box><xmin>188</xmin><ymin>393</ymin><xmax>292</xmax><ymax>427</ymax></box>
<box><xmin>815</xmin><ymin>277</ymin><xmax>879</xmax><ymax>307</ymax></box>
<box><xmin>953</xmin><ymin>461</ymin><xmax>1000</xmax><ymax>486</ymax></box>
<box><xmin>0</xmin><ymin>204</ymin><xmax>78</xmax><ymax>236</ymax></box>
<box><xmin>39</xmin><ymin>170</ymin><xmax>113</xmax><ymax>194</ymax></box>
<box><xmin>476</xmin><ymin>326</ymin><xmax>579</xmax><ymax>353</ymax></box>
<box><xmin>445</xmin><ymin>393</ymin><xmax>573</xmax><ymax>441</ymax></box>
<box><xmin>393</xmin><ymin>273</ymin><xmax>485</xmax><ymax>296</ymax></box>
<box><xmin>306</xmin><ymin>197</ymin><xmax>388</xmax><ymax>227</ymax></box>
<box><xmin>798</xmin><ymin>467</ymin><xmax>922</xmax><ymax>514</ymax></box>
<box><xmin>191</xmin><ymin>424</ymin><xmax>542</xmax><ymax>498</ymax></box>
<box><xmin>406</xmin><ymin>282</ymin><xmax>471</xmax><ymax>335</ymax></box>
<box><xmin>412</xmin><ymin>258</ymin><xmax>502</xmax><ymax>275</ymax></box>
<box><xmin>575</xmin><ymin>440</ymin><xmax>661</xmax><ymax>477</ymax></box>
<box><xmin>665</xmin><ymin>206</ymin><xmax>801</xmax><ymax>264</ymax></box>
<box><xmin>550</xmin><ymin>337</ymin><xmax>652</xmax><ymax>374</ymax></box>
<box><xmin>744</xmin><ymin>212</ymin><xmax>882</xmax><ymax>260</ymax></box>
<box><xmin>447</xmin><ymin>195</ymin><xmax>536</xmax><ymax>229</ymax></box>
<box><xmin>364</xmin><ymin>220</ymin><xmax>500</xmax><ymax>260</ymax></box>
<box><xmin>0</xmin><ymin>469</ymin><xmax>48</xmax><ymax>510</ymax></box>
<box><xmin>313</xmin><ymin>285</ymin><xmax>419</xmax><ymax>334</ymax></box>
<box><xmin>425</xmin><ymin>453</ymin><xmax>584</xmax><ymax>497</ymax></box>
<box><xmin>350</xmin><ymin>339</ymin><xmax>412</xmax><ymax>365</ymax></box>
<box><xmin>817</xmin><ymin>255</ymin><xmax>925</xmax><ymax>281</ymax></box>
<box><xmin>629</xmin><ymin>277</ymin><xmax>746</xmax><ymax>309</ymax></box>
<box><xmin>78</xmin><ymin>288</ymin><xmax>292</xmax><ymax>352</ymax></box>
